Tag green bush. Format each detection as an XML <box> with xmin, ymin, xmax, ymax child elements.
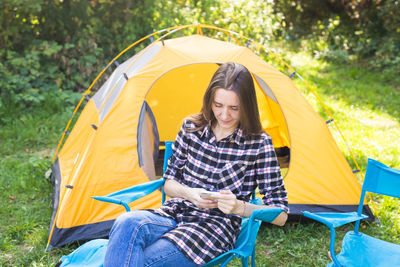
<box><xmin>273</xmin><ymin>0</ymin><xmax>400</xmax><ymax>74</ymax></box>
<box><xmin>0</xmin><ymin>40</ymin><xmax>94</xmax><ymax>123</ymax></box>
<box><xmin>1</xmin><ymin>0</ymin><xmax>398</xmax><ymax>126</ymax></box>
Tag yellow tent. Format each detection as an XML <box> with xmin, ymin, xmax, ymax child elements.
<box><xmin>47</xmin><ymin>26</ymin><xmax>371</xmax><ymax>249</ymax></box>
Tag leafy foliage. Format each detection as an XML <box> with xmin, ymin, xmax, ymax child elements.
<box><xmin>273</xmin><ymin>0</ymin><xmax>400</xmax><ymax>71</ymax></box>
<box><xmin>1</xmin><ymin>0</ymin><xmax>398</xmax><ymax>122</ymax></box>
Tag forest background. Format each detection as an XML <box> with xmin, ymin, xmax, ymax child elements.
<box><xmin>1</xmin><ymin>0</ymin><xmax>399</xmax><ymax>116</ymax></box>
<box><xmin>1</xmin><ymin>0</ymin><xmax>399</xmax><ymax>266</ymax></box>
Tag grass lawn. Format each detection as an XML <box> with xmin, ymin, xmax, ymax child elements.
<box><xmin>0</xmin><ymin>53</ymin><xmax>399</xmax><ymax>266</ymax></box>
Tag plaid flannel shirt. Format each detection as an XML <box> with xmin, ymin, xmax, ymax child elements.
<box><xmin>157</xmin><ymin>120</ymin><xmax>288</xmax><ymax>264</ymax></box>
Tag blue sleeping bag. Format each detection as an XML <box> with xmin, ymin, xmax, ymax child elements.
<box><xmin>58</xmin><ymin>239</ymin><xmax>108</xmax><ymax>267</ymax></box>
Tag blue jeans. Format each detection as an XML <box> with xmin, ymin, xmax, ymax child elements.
<box><xmin>103</xmin><ymin>210</ymin><xmax>199</xmax><ymax>267</ymax></box>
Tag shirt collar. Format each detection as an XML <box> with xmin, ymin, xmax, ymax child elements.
<box><xmin>200</xmin><ymin>124</ymin><xmax>211</xmax><ymax>139</ymax></box>
<box><xmin>201</xmin><ymin>124</ymin><xmax>245</xmax><ymax>146</ymax></box>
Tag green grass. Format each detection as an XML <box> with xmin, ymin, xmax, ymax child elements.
<box><xmin>290</xmin><ymin>52</ymin><xmax>400</xmax><ymax>169</ymax></box>
<box><xmin>0</xmin><ymin>102</ymin><xmax>79</xmax><ymax>266</ymax></box>
<box><xmin>0</xmin><ymin>54</ymin><xmax>399</xmax><ymax>266</ymax></box>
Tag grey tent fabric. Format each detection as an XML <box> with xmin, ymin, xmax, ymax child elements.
<box><xmin>137</xmin><ymin>101</ymin><xmax>159</xmax><ymax>181</ymax></box>
<box><xmin>93</xmin><ymin>45</ymin><xmax>162</xmax><ymax>123</ymax></box>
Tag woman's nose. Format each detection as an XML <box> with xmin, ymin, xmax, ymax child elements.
<box><xmin>221</xmin><ymin>108</ymin><xmax>230</xmax><ymax>119</ymax></box>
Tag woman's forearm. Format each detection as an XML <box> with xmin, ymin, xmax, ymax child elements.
<box><xmin>164</xmin><ymin>179</ymin><xmax>191</xmax><ymax>199</ymax></box>
<box><xmin>164</xmin><ymin>179</ymin><xmax>219</xmax><ymax>209</ymax></box>
<box><xmin>164</xmin><ymin>180</ymin><xmax>288</xmax><ymax>225</ymax></box>
<box><xmin>239</xmin><ymin>201</ymin><xmax>288</xmax><ymax>226</ymax></box>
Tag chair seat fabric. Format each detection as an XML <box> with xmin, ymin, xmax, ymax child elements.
<box><xmin>327</xmin><ymin>231</ymin><xmax>400</xmax><ymax>267</ymax></box>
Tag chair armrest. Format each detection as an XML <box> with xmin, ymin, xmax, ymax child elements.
<box><xmin>92</xmin><ymin>178</ymin><xmax>165</xmax><ymax>211</ymax></box>
<box><xmin>303</xmin><ymin>211</ymin><xmax>369</xmax><ymax>229</ymax></box>
<box><xmin>252</xmin><ymin>207</ymin><xmax>285</xmax><ymax>223</ymax></box>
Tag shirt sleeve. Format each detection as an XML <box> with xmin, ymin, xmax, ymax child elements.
<box><xmin>163</xmin><ymin>120</ymin><xmax>190</xmax><ymax>182</ymax></box>
<box><xmin>256</xmin><ymin>134</ymin><xmax>289</xmax><ymax>212</ymax></box>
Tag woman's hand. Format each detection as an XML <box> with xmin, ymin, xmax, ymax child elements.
<box><xmin>216</xmin><ymin>191</ymin><xmax>288</xmax><ymax>224</ymax></box>
<box><xmin>215</xmin><ymin>190</ymin><xmax>243</xmax><ymax>215</ymax></box>
<box><xmin>164</xmin><ymin>180</ymin><xmax>218</xmax><ymax>209</ymax></box>
<box><xmin>187</xmin><ymin>188</ymin><xmax>219</xmax><ymax>209</ymax></box>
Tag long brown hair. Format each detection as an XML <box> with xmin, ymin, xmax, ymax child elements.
<box><xmin>188</xmin><ymin>62</ymin><xmax>263</xmax><ymax>136</ymax></box>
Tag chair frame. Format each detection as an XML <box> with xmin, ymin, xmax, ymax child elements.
<box><xmin>303</xmin><ymin>158</ymin><xmax>400</xmax><ymax>267</ymax></box>
<box><xmin>93</xmin><ymin>141</ymin><xmax>284</xmax><ymax>266</ymax></box>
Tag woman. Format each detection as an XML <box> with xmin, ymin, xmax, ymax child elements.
<box><xmin>104</xmin><ymin>62</ymin><xmax>289</xmax><ymax>267</ymax></box>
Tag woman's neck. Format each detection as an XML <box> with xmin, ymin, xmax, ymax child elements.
<box><xmin>212</xmin><ymin>124</ymin><xmax>236</xmax><ymax>141</ymax></box>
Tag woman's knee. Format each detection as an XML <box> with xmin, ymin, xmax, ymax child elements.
<box><xmin>110</xmin><ymin>210</ymin><xmax>152</xmax><ymax>234</ymax></box>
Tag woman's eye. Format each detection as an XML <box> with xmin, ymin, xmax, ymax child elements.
<box><xmin>231</xmin><ymin>106</ymin><xmax>239</xmax><ymax>111</ymax></box>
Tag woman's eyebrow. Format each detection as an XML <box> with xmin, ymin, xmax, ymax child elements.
<box><xmin>214</xmin><ymin>101</ymin><xmax>239</xmax><ymax>108</ymax></box>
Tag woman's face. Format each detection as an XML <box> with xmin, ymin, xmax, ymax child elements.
<box><xmin>211</xmin><ymin>88</ymin><xmax>240</xmax><ymax>132</ymax></box>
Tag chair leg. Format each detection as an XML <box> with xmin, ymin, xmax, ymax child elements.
<box><xmin>241</xmin><ymin>256</ymin><xmax>249</xmax><ymax>267</ymax></box>
<box><xmin>328</xmin><ymin>227</ymin><xmax>343</xmax><ymax>267</ymax></box>
<box><xmin>251</xmin><ymin>247</ymin><xmax>256</xmax><ymax>267</ymax></box>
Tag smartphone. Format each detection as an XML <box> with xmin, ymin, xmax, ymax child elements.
<box><xmin>200</xmin><ymin>192</ymin><xmax>219</xmax><ymax>200</ymax></box>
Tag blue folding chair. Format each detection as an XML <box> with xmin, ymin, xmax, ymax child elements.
<box><xmin>90</xmin><ymin>141</ymin><xmax>283</xmax><ymax>266</ymax></box>
<box><xmin>303</xmin><ymin>158</ymin><xmax>400</xmax><ymax>267</ymax></box>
